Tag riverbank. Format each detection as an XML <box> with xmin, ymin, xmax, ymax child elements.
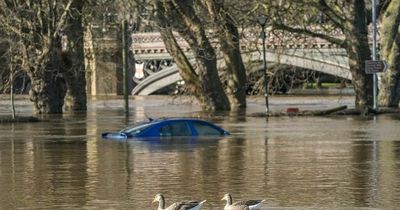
<box><xmin>0</xmin><ymin>116</ymin><xmax>39</xmax><ymax>123</ymax></box>
<box><xmin>288</xmin><ymin>87</ymin><xmax>354</xmax><ymax>95</ymax></box>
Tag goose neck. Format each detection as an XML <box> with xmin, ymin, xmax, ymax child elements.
<box><xmin>158</xmin><ymin>195</ymin><xmax>165</xmax><ymax>210</ymax></box>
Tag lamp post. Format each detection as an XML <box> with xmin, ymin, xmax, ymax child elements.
<box><xmin>122</xmin><ymin>19</ymin><xmax>129</xmax><ymax>115</ymax></box>
<box><xmin>257</xmin><ymin>15</ymin><xmax>269</xmax><ymax>113</ymax></box>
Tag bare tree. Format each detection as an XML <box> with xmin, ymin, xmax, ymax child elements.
<box><xmin>0</xmin><ymin>0</ymin><xmax>88</xmax><ymax>114</ymax></box>
<box><xmin>153</xmin><ymin>1</ymin><xmax>230</xmax><ymax>111</ymax></box>
<box><xmin>0</xmin><ymin>32</ymin><xmax>30</xmax><ymax>119</ymax></box>
<box><xmin>264</xmin><ymin>0</ymin><xmax>373</xmax><ymax>108</ymax></box>
<box><xmin>0</xmin><ymin>1</ymin><xmax>71</xmax><ymax>114</ymax></box>
<box><xmin>0</xmin><ymin>37</ymin><xmax>15</xmax><ymax>119</ymax></box>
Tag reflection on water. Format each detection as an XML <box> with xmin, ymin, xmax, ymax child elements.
<box><xmin>1</xmin><ymin>96</ymin><xmax>400</xmax><ymax>209</ymax></box>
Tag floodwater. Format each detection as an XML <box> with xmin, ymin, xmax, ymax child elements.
<box><xmin>1</xmin><ymin>95</ymin><xmax>400</xmax><ymax>210</ymax></box>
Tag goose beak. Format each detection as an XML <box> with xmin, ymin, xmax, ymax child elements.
<box><xmin>152</xmin><ymin>198</ymin><xmax>157</xmax><ymax>203</ymax></box>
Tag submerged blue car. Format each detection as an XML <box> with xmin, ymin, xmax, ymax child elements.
<box><xmin>102</xmin><ymin>118</ymin><xmax>230</xmax><ymax>139</ymax></box>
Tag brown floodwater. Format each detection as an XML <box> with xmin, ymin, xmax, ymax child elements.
<box><xmin>1</xmin><ymin>96</ymin><xmax>400</xmax><ymax>210</ymax></box>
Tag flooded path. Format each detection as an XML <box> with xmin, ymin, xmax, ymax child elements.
<box><xmin>1</xmin><ymin>96</ymin><xmax>400</xmax><ymax>209</ymax></box>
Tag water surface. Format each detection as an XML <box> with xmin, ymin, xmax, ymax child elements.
<box><xmin>1</xmin><ymin>96</ymin><xmax>399</xmax><ymax>209</ymax></box>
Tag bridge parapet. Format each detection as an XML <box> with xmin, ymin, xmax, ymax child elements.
<box><xmin>131</xmin><ymin>31</ymin><xmax>344</xmax><ymax>60</ymax></box>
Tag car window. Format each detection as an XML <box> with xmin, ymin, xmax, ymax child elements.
<box><xmin>192</xmin><ymin>122</ymin><xmax>222</xmax><ymax>136</ymax></box>
<box><xmin>160</xmin><ymin>121</ymin><xmax>191</xmax><ymax>136</ymax></box>
<box><xmin>120</xmin><ymin>122</ymin><xmax>151</xmax><ymax>135</ymax></box>
<box><xmin>160</xmin><ymin>125</ymin><xmax>173</xmax><ymax>137</ymax></box>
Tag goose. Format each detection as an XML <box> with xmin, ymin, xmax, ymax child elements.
<box><xmin>152</xmin><ymin>193</ymin><xmax>206</xmax><ymax>210</ymax></box>
<box><xmin>221</xmin><ymin>193</ymin><xmax>265</xmax><ymax>210</ymax></box>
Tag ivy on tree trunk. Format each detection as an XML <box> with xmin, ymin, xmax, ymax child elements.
<box><xmin>379</xmin><ymin>0</ymin><xmax>400</xmax><ymax>107</ymax></box>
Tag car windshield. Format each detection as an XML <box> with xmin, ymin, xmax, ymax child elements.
<box><xmin>119</xmin><ymin>121</ymin><xmax>152</xmax><ymax>135</ymax></box>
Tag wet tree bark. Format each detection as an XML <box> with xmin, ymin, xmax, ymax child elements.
<box><xmin>154</xmin><ymin>1</ymin><xmax>230</xmax><ymax>111</ymax></box>
<box><xmin>203</xmin><ymin>1</ymin><xmax>247</xmax><ymax>109</ymax></box>
<box><xmin>28</xmin><ymin>58</ymin><xmax>67</xmax><ymax>114</ymax></box>
<box><xmin>343</xmin><ymin>0</ymin><xmax>373</xmax><ymax>108</ymax></box>
<box><xmin>379</xmin><ymin>0</ymin><xmax>400</xmax><ymax>107</ymax></box>
<box><xmin>63</xmin><ymin>0</ymin><xmax>87</xmax><ymax>111</ymax></box>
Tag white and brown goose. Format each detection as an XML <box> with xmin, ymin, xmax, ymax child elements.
<box><xmin>152</xmin><ymin>193</ymin><xmax>206</xmax><ymax>210</ymax></box>
<box><xmin>221</xmin><ymin>193</ymin><xmax>265</xmax><ymax>210</ymax></box>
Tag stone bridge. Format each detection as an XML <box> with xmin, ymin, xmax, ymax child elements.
<box><xmin>130</xmin><ymin>32</ymin><xmax>350</xmax><ymax>95</ymax></box>
<box><xmin>88</xmin><ymin>30</ymin><xmax>351</xmax><ymax>96</ymax></box>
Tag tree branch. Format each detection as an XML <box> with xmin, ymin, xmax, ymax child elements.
<box><xmin>313</xmin><ymin>0</ymin><xmax>346</xmax><ymax>30</ymax></box>
<box><xmin>273</xmin><ymin>23</ymin><xmax>347</xmax><ymax>48</ymax></box>
<box><xmin>53</xmin><ymin>0</ymin><xmax>73</xmax><ymax>38</ymax></box>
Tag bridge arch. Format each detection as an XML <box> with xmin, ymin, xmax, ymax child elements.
<box><xmin>132</xmin><ymin>48</ymin><xmax>351</xmax><ymax>95</ymax></box>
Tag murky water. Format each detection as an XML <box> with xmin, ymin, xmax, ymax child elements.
<box><xmin>1</xmin><ymin>96</ymin><xmax>400</xmax><ymax>209</ymax></box>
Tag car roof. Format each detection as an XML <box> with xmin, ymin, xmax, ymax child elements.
<box><xmin>138</xmin><ymin>118</ymin><xmax>224</xmax><ymax>129</ymax></box>
<box><xmin>148</xmin><ymin>118</ymin><xmax>212</xmax><ymax>123</ymax></box>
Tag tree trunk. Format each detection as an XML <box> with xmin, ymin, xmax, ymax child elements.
<box><xmin>64</xmin><ymin>69</ymin><xmax>86</xmax><ymax>111</ymax></box>
<box><xmin>221</xmin><ymin>45</ymin><xmax>247</xmax><ymax>109</ymax></box>
<box><xmin>194</xmin><ymin>44</ymin><xmax>231</xmax><ymax>111</ymax></box>
<box><xmin>63</xmin><ymin>0</ymin><xmax>87</xmax><ymax>111</ymax></box>
<box><xmin>25</xmin><ymin>35</ymin><xmax>67</xmax><ymax>114</ymax></box>
<box><xmin>344</xmin><ymin>0</ymin><xmax>373</xmax><ymax>108</ymax></box>
<box><xmin>154</xmin><ymin>1</ymin><xmax>230</xmax><ymax>111</ymax></box>
<box><xmin>204</xmin><ymin>1</ymin><xmax>247</xmax><ymax>109</ymax></box>
<box><xmin>29</xmin><ymin>71</ymin><xmax>66</xmax><ymax>114</ymax></box>
<box><xmin>379</xmin><ymin>0</ymin><xmax>400</xmax><ymax>107</ymax></box>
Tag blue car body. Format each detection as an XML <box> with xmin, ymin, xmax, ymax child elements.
<box><xmin>102</xmin><ymin>118</ymin><xmax>230</xmax><ymax>139</ymax></box>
